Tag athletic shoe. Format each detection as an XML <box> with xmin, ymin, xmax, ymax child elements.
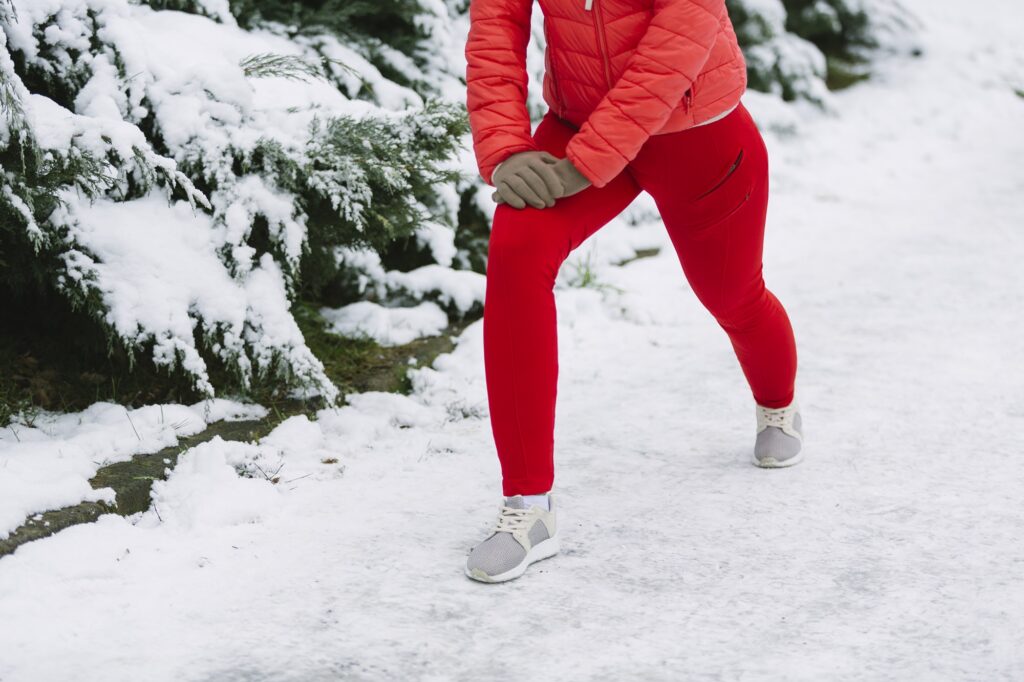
<box><xmin>465</xmin><ymin>493</ymin><xmax>560</xmax><ymax>583</ymax></box>
<box><xmin>753</xmin><ymin>400</ymin><xmax>804</xmax><ymax>468</ymax></box>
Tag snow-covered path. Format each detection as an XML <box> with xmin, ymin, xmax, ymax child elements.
<box><xmin>2</xmin><ymin>1</ymin><xmax>1023</xmax><ymax>679</ymax></box>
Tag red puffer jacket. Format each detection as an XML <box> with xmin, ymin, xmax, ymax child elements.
<box><xmin>465</xmin><ymin>0</ymin><xmax>747</xmax><ymax>188</ymax></box>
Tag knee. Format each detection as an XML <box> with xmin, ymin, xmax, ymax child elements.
<box><xmin>488</xmin><ymin>205</ymin><xmax>568</xmax><ymax>272</ymax></box>
<box><xmin>708</xmin><ymin>283</ymin><xmax>778</xmax><ymax>332</ymax></box>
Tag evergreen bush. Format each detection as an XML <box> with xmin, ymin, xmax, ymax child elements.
<box><xmin>0</xmin><ymin>0</ymin><xmax>468</xmax><ymax>406</ymax></box>
<box><xmin>727</xmin><ymin>0</ymin><xmax>919</xmax><ymax>102</ymax></box>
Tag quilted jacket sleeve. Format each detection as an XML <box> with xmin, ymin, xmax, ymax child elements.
<box><xmin>465</xmin><ymin>0</ymin><xmax>540</xmax><ymax>186</ymax></box>
<box><xmin>564</xmin><ymin>0</ymin><xmax>726</xmax><ymax>188</ymax></box>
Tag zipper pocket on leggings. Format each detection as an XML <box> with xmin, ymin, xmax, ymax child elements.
<box><xmin>696</xmin><ymin>149</ymin><xmax>744</xmax><ymax>200</ymax></box>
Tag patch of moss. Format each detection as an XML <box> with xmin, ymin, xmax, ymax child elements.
<box><xmin>293</xmin><ymin>300</ymin><xmax>478</xmax><ymax>398</ymax></box>
<box><xmin>825</xmin><ymin>56</ymin><xmax>872</xmax><ymax>91</ymax></box>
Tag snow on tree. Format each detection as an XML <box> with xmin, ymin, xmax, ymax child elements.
<box><xmin>727</xmin><ymin>0</ymin><xmax>920</xmax><ymax>103</ymax></box>
<box><xmin>0</xmin><ymin>0</ymin><xmax>469</xmax><ymax>403</ymax></box>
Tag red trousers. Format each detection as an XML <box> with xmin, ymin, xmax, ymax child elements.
<box><xmin>483</xmin><ymin>102</ymin><xmax>798</xmax><ymax>496</ymax></box>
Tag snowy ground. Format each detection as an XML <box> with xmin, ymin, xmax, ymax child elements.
<box><xmin>2</xmin><ymin>0</ymin><xmax>1023</xmax><ymax>679</ymax></box>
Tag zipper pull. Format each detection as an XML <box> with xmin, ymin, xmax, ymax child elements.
<box><xmin>584</xmin><ymin>0</ymin><xmax>592</xmax><ymax>10</ymax></box>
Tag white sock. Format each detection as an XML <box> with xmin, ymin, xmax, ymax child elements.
<box><xmin>521</xmin><ymin>493</ymin><xmax>550</xmax><ymax>511</ymax></box>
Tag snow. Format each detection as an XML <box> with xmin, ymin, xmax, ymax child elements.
<box><xmin>385</xmin><ymin>264</ymin><xmax>487</xmax><ymax>314</ymax></box>
<box><xmin>2</xmin><ymin>0</ymin><xmax>1024</xmax><ymax>679</ymax></box>
<box><xmin>58</xmin><ymin>193</ymin><xmax>334</xmax><ymax>399</ymax></box>
<box><xmin>739</xmin><ymin>0</ymin><xmax>831</xmax><ymax>102</ymax></box>
<box><xmin>150</xmin><ymin>437</ymin><xmax>284</xmax><ymax>531</ymax></box>
<box><xmin>324</xmin><ymin>245</ymin><xmax>493</xmax><ymax>320</ymax></box>
<box><xmin>0</xmin><ymin>399</ymin><xmax>267</xmax><ymax>539</ymax></box>
<box><xmin>320</xmin><ymin>300</ymin><xmax>450</xmax><ymax>346</ymax></box>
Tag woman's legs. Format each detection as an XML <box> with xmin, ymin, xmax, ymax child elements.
<box><xmin>485</xmin><ymin>102</ymin><xmax>797</xmax><ymax>497</ymax></box>
<box><xmin>484</xmin><ymin>111</ymin><xmax>642</xmax><ymax>497</ymax></box>
<box><xmin>627</xmin><ymin>102</ymin><xmax>798</xmax><ymax>408</ymax></box>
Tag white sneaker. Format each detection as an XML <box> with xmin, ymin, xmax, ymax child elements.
<box><xmin>753</xmin><ymin>400</ymin><xmax>804</xmax><ymax>468</ymax></box>
<box><xmin>465</xmin><ymin>493</ymin><xmax>560</xmax><ymax>583</ymax></box>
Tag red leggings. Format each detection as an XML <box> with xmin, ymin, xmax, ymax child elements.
<box><xmin>483</xmin><ymin>102</ymin><xmax>798</xmax><ymax>496</ymax></box>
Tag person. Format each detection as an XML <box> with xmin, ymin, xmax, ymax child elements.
<box><xmin>462</xmin><ymin>0</ymin><xmax>803</xmax><ymax>583</ymax></box>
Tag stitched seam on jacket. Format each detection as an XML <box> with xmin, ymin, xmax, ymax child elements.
<box><xmin>692</xmin><ymin>82</ymin><xmax>745</xmax><ymax>110</ymax></box>
<box><xmin>619</xmin><ymin>72</ymin><xmax>677</xmax><ymax>110</ymax></box>
<box><xmin>604</xmin><ymin>97</ymin><xmax>652</xmax><ymax>137</ymax></box>
<box><xmin>639</xmin><ymin>29</ymin><xmax>714</xmax><ymax>72</ymax></box>
<box><xmin>605</xmin><ymin>9</ymin><xmax>652</xmax><ymax>25</ymax></box>
<box><xmin>585</xmin><ymin>123</ymin><xmax>630</xmax><ymax>164</ymax></box>
<box><xmin>545</xmin><ymin>8</ymin><xmax>648</xmax><ymax>24</ymax></box>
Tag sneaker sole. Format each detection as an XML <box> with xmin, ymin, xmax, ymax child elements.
<box><xmin>751</xmin><ymin>449</ymin><xmax>805</xmax><ymax>468</ymax></box>
<box><xmin>464</xmin><ymin>535</ymin><xmax>561</xmax><ymax>583</ymax></box>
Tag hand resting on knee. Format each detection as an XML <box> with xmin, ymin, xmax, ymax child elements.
<box><xmin>490</xmin><ymin>151</ymin><xmax>592</xmax><ymax>208</ymax></box>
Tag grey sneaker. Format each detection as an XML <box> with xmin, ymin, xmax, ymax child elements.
<box><xmin>465</xmin><ymin>493</ymin><xmax>560</xmax><ymax>583</ymax></box>
<box><xmin>753</xmin><ymin>400</ymin><xmax>804</xmax><ymax>468</ymax></box>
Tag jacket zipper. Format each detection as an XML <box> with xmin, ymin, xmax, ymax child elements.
<box><xmin>585</xmin><ymin>0</ymin><xmax>613</xmax><ymax>89</ymax></box>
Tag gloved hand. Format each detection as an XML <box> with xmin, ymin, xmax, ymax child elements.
<box><xmin>490</xmin><ymin>150</ymin><xmax>565</xmax><ymax>209</ymax></box>
<box><xmin>491</xmin><ymin>156</ymin><xmax>592</xmax><ymax>207</ymax></box>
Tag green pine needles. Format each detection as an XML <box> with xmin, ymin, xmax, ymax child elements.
<box><xmin>0</xmin><ymin>0</ymin><xmax>469</xmax><ymax>409</ymax></box>
<box><xmin>726</xmin><ymin>0</ymin><xmax>918</xmax><ymax>102</ymax></box>
<box><xmin>240</xmin><ymin>53</ymin><xmax>326</xmax><ymax>81</ymax></box>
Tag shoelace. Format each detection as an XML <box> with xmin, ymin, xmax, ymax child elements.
<box><xmin>494</xmin><ymin>506</ymin><xmax>535</xmax><ymax>533</ymax></box>
<box><xmin>758</xmin><ymin>404</ymin><xmax>796</xmax><ymax>429</ymax></box>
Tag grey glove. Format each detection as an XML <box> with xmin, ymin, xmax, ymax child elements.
<box><xmin>490</xmin><ymin>150</ymin><xmax>565</xmax><ymax>209</ymax></box>
<box><xmin>492</xmin><ymin>156</ymin><xmax>592</xmax><ymax>207</ymax></box>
